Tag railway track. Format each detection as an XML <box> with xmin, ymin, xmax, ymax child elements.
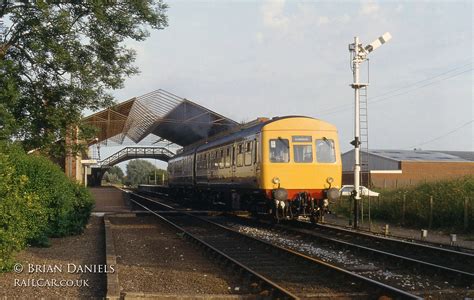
<box><xmin>128</xmin><ymin>192</ymin><xmax>420</xmax><ymax>299</ymax></box>
<box><xmin>134</xmin><ymin>189</ymin><xmax>474</xmax><ymax>277</ymax></box>
<box><xmin>212</xmin><ymin>216</ymin><xmax>474</xmax><ymax>299</ymax></box>
<box><xmin>230</xmin><ymin>217</ymin><xmax>474</xmax><ymax>281</ymax></box>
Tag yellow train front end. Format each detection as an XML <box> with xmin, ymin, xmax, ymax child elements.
<box><xmin>260</xmin><ymin>117</ymin><xmax>342</xmax><ymax>221</ymax></box>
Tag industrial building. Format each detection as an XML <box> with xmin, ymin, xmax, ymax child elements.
<box><xmin>342</xmin><ymin>149</ymin><xmax>474</xmax><ymax>189</ymax></box>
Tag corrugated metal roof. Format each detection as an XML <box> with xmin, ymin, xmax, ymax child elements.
<box><xmin>82</xmin><ymin>89</ymin><xmax>239</xmax><ymax>147</ymax></box>
<box><xmin>439</xmin><ymin>151</ymin><xmax>474</xmax><ymax>162</ymax></box>
<box><xmin>364</xmin><ymin>149</ymin><xmax>473</xmax><ymax>162</ymax></box>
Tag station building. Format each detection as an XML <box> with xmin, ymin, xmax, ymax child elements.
<box><xmin>342</xmin><ymin>149</ymin><xmax>474</xmax><ymax>189</ymax></box>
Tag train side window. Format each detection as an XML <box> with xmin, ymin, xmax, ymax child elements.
<box><xmin>214</xmin><ymin>150</ymin><xmax>218</xmax><ymax>169</ymax></box>
<box><xmin>236</xmin><ymin>143</ymin><xmax>243</xmax><ymax>167</ymax></box>
<box><xmin>293</xmin><ymin>144</ymin><xmax>313</xmax><ymax>163</ymax></box>
<box><xmin>269</xmin><ymin>138</ymin><xmax>289</xmax><ymax>163</ymax></box>
<box><xmin>232</xmin><ymin>146</ymin><xmax>236</xmax><ymax>166</ymax></box>
<box><xmin>316</xmin><ymin>138</ymin><xmax>336</xmax><ymax>163</ymax></box>
<box><xmin>202</xmin><ymin>153</ymin><xmax>207</xmax><ymax>170</ymax></box>
<box><xmin>219</xmin><ymin>149</ymin><xmax>224</xmax><ymax>168</ymax></box>
<box><xmin>244</xmin><ymin>141</ymin><xmax>252</xmax><ymax>166</ymax></box>
<box><xmin>254</xmin><ymin>140</ymin><xmax>258</xmax><ymax>164</ymax></box>
<box><xmin>225</xmin><ymin>147</ymin><xmax>231</xmax><ymax>168</ymax></box>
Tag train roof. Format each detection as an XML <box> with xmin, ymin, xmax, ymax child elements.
<box><xmin>173</xmin><ymin>116</ymin><xmax>323</xmax><ymax>157</ymax></box>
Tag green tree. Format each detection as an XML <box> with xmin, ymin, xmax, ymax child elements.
<box><xmin>103</xmin><ymin>165</ymin><xmax>124</xmax><ymax>184</ymax></box>
<box><xmin>0</xmin><ymin>1</ymin><xmax>168</xmax><ymax>152</ymax></box>
<box><xmin>126</xmin><ymin>159</ymin><xmax>166</xmax><ymax>186</ymax></box>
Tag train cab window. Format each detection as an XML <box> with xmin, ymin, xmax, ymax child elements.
<box><xmin>293</xmin><ymin>144</ymin><xmax>313</xmax><ymax>163</ymax></box>
<box><xmin>316</xmin><ymin>138</ymin><xmax>336</xmax><ymax>163</ymax></box>
<box><xmin>269</xmin><ymin>138</ymin><xmax>289</xmax><ymax>163</ymax></box>
<box><xmin>244</xmin><ymin>141</ymin><xmax>252</xmax><ymax>166</ymax></box>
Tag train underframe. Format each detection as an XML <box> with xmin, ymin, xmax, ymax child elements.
<box><xmin>168</xmin><ymin>185</ymin><xmax>331</xmax><ymax>223</ymax></box>
<box><xmin>272</xmin><ymin>191</ymin><xmax>329</xmax><ymax>223</ymax></box>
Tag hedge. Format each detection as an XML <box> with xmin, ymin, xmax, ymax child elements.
<box><xmin>0</xmin><ymin>143</ymin><xmax>94</xmax><ymax>271</ymax></box>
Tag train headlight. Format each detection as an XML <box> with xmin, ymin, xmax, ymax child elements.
<box><xmin>272</xmin><ymin>177</ymin><xmax>281</xmax><ymax>184</ymax></box>
<box><xmin>273</xmin><ymin>188</ymin><xmax>288</xmax><ymax>201</ymax></box>
<box><xmin>326</xmin><ymin>188</ymin><xmax>340</xmax><ymax>201</ymax></box>
<box><xmin>323</xmin><ymin>199</ymin><xmax>329</xmax><ymax>207</ymax></box>
<box><xmin>326</xmin><ymin>177</ymin><xmax>334</xmax><ymax>184</ymax></box>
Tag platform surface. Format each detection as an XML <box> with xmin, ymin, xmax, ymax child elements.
<box><xmin>90</xmin><ymin>186</ymin><xmax>131</xmax><ymax>213</ymax></box>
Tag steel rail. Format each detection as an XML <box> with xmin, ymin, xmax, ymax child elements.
<box><xmin>315</xmin><ymin>221</ymin><xmax>474</xmax><ymax>254</ymax></box>
<box><xmin>129</xmin><ymin>192</ymin><xmax>421</xmax><ymax>300</ymax></box>
<box><xmin>192</xmin><ymin>215</ymin><xmax>421</xmax><ymax>300</ymax></box>
<box><xmin>132</xmin><ymin>189</ymin><xmax>473</xmax><ymax>279</ymax></box>
<box><xmin>308</xmin><ymin>222</ymin><xmax>474</xmax><ymax>276</ymax></box>
<box><xmin>231</xmin><ymin>216</ymin><xmax>474</xmax><ymax>286</ymax></box>
<box><xmin>128</xmin><ymin>195</ymin><xmax>297</xmax><ymax>299</ymax></box>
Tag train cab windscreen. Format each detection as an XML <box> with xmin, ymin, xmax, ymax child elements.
<box><xmin>293</xmin><ymin>144</ymin><xmax>313</xmax><ymax>163</ymax></box>
<box><xmin>269</xmin><ymin>138</ymin><xmax>289</xmax><ymax>162</ymax></box>
<box><xmin>315</xmin><ymin>139</ymin><xmax>336</xmax><ymax>163</ymax></box>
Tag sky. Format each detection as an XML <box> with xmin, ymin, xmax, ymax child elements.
<box><xmin>94</xmin><ymin>0</ymin><xmax>473</xmax><ymax>169</ymax></box>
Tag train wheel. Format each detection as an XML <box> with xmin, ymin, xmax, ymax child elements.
<box><xmin>273</xmin><ymin>201</ymin><xmax>280</xmax><ymax>223</ymax></box>
<box><xmin>310</xmin><ymin>210</ymin><xmax>320</xmax><ymax>224</ymax></box>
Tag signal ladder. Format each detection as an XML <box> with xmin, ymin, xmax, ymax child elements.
<box><xmin>359</xmin><ymin>85</ymin><xmax>370</xmax><ymax>188</ymax></box>
<box><xmin>359</xmin><ymin>85</ymin><xmax>372</xmax><ymax>226</ymax></box>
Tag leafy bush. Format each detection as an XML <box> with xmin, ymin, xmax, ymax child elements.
<box><xmin>0</xmin><ymin>143</ymin><xmax>94</xmax><ymax>271</ymax></box>
<box><xmin>0</xmin><ymin>152</ymin><xmax>44</xmax><ymax>271</ymax></box>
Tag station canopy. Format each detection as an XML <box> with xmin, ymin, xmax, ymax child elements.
<box><xmin>82</xmin><ymin>89</ymin><xmax>240</xmax><ymax>148</ymax></box>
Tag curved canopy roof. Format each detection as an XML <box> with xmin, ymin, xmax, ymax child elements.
<box><xmin>82</xmin><ymin>89</ymin><xmax>239</xmax><ymax>147</ymax></box>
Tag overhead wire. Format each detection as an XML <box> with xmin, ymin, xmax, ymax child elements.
<box><xmin>369</xmin><ymin>67</ymin><xmax>473</xmax><ymax>106</ymax></box>
<box><xmin>408</xmin><ymin>120</ymin><xmax>473</xmax><ymax>149</ymax></box>
<box><xmin>316</xmin><ymin>61</ymin><xmax>473</xmax><ymax>117</ymax></box>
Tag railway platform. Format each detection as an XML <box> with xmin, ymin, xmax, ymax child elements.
<box><xmin>91</xmin><ymin>186</ymin><xmax>131</xmax><ymax>213</ymax></box>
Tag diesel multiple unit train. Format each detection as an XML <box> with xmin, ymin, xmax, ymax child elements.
<box><xmin>167</xmin><ymin>116</ymin><xmax>342</xmax><ymax>222</ymax></box>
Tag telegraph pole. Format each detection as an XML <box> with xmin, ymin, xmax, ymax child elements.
<box><xmin>349</xmin><ymin>32</ymin><xmax>391</xmax><ymax>229</ymax></box>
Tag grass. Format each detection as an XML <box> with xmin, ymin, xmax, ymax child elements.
<box><xmin>332</xmin><ymin>176</ymin><xmax>473</xmax><ymax>232</ymax></box>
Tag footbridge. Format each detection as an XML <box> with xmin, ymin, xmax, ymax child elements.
<box><xmin>87</xmin><ymin>146</ymin><xmax>175</xmax><ymax>186</ymax></box>
<box><xmin>99</xmin><ymin>147</ymin><xmax>175</xmax><ymax>168</ymax></box>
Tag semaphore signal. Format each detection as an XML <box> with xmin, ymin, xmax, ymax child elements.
<box><xmin>349</xmin><ymin>32</ymin><xmax>392</xmax><ymax>228</ymax></box>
